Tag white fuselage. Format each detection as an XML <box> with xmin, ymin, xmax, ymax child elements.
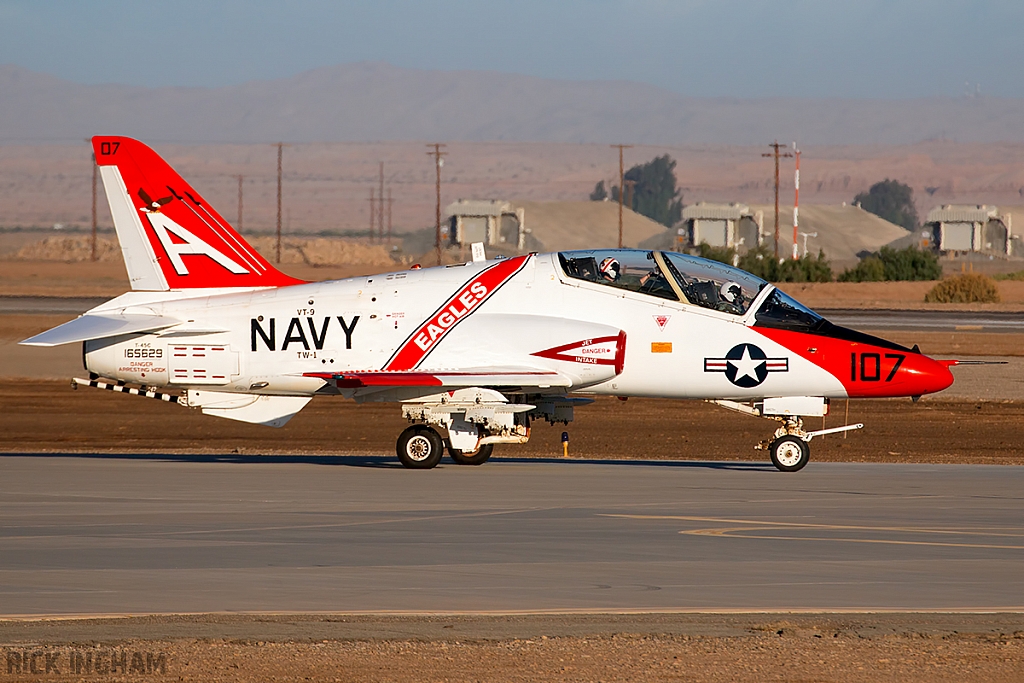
<box><xmin>83</xmin><ymin>253</ymin><xmax>846</xmax><ymax>402</ymax></box>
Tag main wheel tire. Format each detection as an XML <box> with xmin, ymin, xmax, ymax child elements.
<box><xmin>396</xmin><ymin>426</ymin><xmax>444</xmax><ymax>469</ymax></box>
<box><xmin>769</xmin><ymin>435</ymin><xmax>810</xmax><ymax>472</ymax></box>
<box><xmin>448</xmin><ymin>442</ymin><xmax>493</xmax><ymax>466</ymax></box>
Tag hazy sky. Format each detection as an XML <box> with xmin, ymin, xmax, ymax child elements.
<box><xmin>2</xmin><ymin>0</ymin><xmax>1022</xmax><ymax>98</ymax></box>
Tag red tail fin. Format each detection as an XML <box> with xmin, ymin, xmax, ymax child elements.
<box><xmin>92</xmin><ymin>136</ymin><xmax>304</xmax><ymax>290</ymax></box>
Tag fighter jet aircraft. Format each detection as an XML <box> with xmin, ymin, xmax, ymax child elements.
<box><xmin>21</xmin><ymin>137</ymin><xmax>958</xmax><ymax>471</ymax></box>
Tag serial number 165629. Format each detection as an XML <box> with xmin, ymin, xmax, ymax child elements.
<box><xmin>124</xmin><ymin>348</ymin><xmax>163</xmax><ymax>358</ymax></box>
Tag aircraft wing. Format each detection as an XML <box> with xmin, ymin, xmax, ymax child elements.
<box><xmin>304</xmin><ymin>367</ymin><xmax>572</xmax><ymax>389</ymax></box>
<box><xmin>19</xmin><ymin>313</ymin><xmax>181</xmax><ymax>347</ymax></box>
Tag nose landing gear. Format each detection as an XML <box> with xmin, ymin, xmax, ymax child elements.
<box><xmin>711</xmin><ymin>400</ymin><xmax>864</xmax><ymax>472</ymax></box>
<box><xmin>758</xmin><ymin>414</ymin><xmax>864</xmax><ymax>472</ymax></box>
<box><xmin>768</xmin><ymin>434</ymin><xmax>810</xmax><ymax>472</ymax></box>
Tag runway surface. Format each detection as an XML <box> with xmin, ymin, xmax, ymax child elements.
<box><xmin>1</xmin><ymin>455</ymin><xmax>1022</xmax><ymax>616</ymax></box>
<box><xmin>821</xmin><ymin>309</ymin><xmax>1024</xmax><ymax>332</ymax></box>
<box><xmin>0</xmin><ymin>296</ymin><xmax>108</xmax><ymax>314</ymax></box>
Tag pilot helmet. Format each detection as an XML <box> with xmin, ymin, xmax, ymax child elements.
<box><xmin>599</xmin><ymin>257</ymin><xmax>621</xmax><ymax>281</ymax></box>
<box><xmin>720</xmin><ymin>281</ymin><xmax>743</xmax><ymax>303</ymax></box>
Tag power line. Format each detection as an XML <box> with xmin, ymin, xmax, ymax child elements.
<box><xmin>792</xmin><ymin>144</ymin><xmax>800</xmax><ymax>261</ymax></box>
<box><xmin>386</xmin><ymin>186</ymin><xmax>393</xmax><ymax>246</ymax></box>
<box><xmin>762</xmin><ymin>140</ymin><xmax>793</xmax><ymax>260</ymax></box>
<box><xmin>90</xmin><ymin>152</ymin><xmax>98</xmax><ymax>262</ymax></box>
<box><xmin>368</xmin><ymin>187</ymin><xmax>376</xmax><ymax>239</ymax></box>
<box><xmin>426</xmin><ymin>143</ymin><xmax>447</xmax><ymax>266</ymax></box>
<box><xmin>237</xmin><ymin>175</ymin><xmax>244</xmax><ymax>234</ymax></box>
<box><xmin>378</xmin><ymin>161</ymin><xmax>385</xmax><ymax>244</ymax></box>
<box><xmin>610</xmin><ymin>144</ymin><xmax>633</xmax><ymax>249</ymax></box>
<box><xmin>274</xmin><ymin>142</ymin><xmax>286</xmax><ymax>263</ymax></box>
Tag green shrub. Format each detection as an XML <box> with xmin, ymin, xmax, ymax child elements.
<box><xmin>694</xmin><ymin>244</ymin><xmax>832</xmax><ymax>283</ymax></box>
<box><xmin>837</xmin><ymin>255</ymin><xmax>886</xmax><ymax>282</ymax></box>
<box><xmin>924</xmin><ymin>274</ymin><xmax>1000</xmax><ymax>303</ymax></box>
<box><xmin>839</xmin><ymin>246</ymin><xmax>941</xmax><ymax>282</ymax></box>
<box><xmin>732</xmin><ymin>246</ymin><xmax>833</xmax><ymax>282</ymax></box>
<box><xmin>695</xmin><ymin>243</ymin><xmax>736</xmax><ymax>265</ymax></box>
<box><xmin>879</xmin><ymin>245</ymin><xmax>942</xmax><ymax>280</ymax></box>
<box><xmin>993</xmin><ymin>270</ymin><xmax>1024</xmax><ymax>281</ymax></box>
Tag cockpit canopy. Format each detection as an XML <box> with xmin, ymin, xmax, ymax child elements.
<box><xmin>558</xmin><ymin>249</ymin><xmax>767</xmax><ymax>316</ymax></box>
<box><xmin>556</xmin><ymin>249</ymin><xmax>909</xmax><ymax>351</ymax></box>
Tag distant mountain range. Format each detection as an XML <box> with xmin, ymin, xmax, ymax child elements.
<box><xmin>3</xmin><ymin>62</ymin><xmax>1024</xmax><ymax>146</ymax></box>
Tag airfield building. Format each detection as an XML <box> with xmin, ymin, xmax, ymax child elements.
<box><xmin>679</xmin><ymin>202</ymin><xmax>762</xmax><ymax>251</ymax></box>
<box><xmin>446</xmin><ymin>199</ymin><xmax>525</xmax><ymax>250</ymax></box>
<box><xmin>925</xmin><ymin>204</ymin><xmax>1012</xmax><ymax>256</ymax></box>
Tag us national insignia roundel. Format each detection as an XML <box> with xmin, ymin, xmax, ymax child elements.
<box><xmin>704</xmin><ymin>343</ymin><xmax>788</xmax><ymax>388</ymax></box>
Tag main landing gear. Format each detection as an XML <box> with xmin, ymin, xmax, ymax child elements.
<box><xmin>390</xmin><ymin>388</ymin><xmax>588</xmax><ymax>470</ymax></box>
<box><xmin>396</xmin><ymin>425</ymin><xmax>445</xmax><ymax>469</ymax></box>
<box><xmin>712</xmin><ymin>399</ymin><xmax>864</xmax><ymax>472</ymax></box>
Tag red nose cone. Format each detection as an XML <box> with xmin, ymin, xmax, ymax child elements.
<box><xmin>902</xmin><ymin>354</ymin><xmax>954</xmax><ymax>396</ymax></box>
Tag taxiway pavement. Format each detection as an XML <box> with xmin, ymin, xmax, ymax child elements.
<box><xmin>821</xmin><ymin>309</ymin><xmax>1024</xmax><ymax>332</ymax></box>
<box><xmin>1</xmin><ymin>456</ymin><xmax>1021</xmax><ymax>616</ymax></box>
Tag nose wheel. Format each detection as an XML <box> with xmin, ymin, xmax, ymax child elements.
<box><xmin>769</xmin><ymin>435</ymin><xmax>810</xmax><ymax>472</ymax></box>
<box><xmin>711</xmin><ymin>399</ymin><xmax>864</xmax><ymax>473</ymax></box>
<box><xmin>761</xmin><ymin>416</ymin><xmax>863</xmax><ymax>472</ymax></box>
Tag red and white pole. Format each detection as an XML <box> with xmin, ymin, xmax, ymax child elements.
<box><xmin>792</xmin><ymin>144</ymin><xmax>800</xmax><ymax>260</ymax></box>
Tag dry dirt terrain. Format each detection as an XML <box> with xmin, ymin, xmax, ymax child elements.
<box><xmin>0</xmin><ymin>614</ymin><xmax>1021</xmax><ymax>683</ymax></box>
<box><xmin>1</xmin><ymin>380</ymin><xmax>1022</xmax><ymax>465</ymax></box>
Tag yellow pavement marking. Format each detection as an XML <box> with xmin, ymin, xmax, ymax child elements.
<box><xmin>602</xmin><ymin>514</ymin><xmax>1024</xmax><ymax>550</ymax></box>
<box><xmin>679</xmin><ymin>531</ymin><xmax>1024</xmax><ymax>550</ymax></box>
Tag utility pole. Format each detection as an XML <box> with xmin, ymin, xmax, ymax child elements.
<box><xmin>378</xmin><ymin>162</ymin><xmax>385</xmax><ymax>244</ymax></box>
<box><xmin>792</xmin><ymin>144</ymin><xmax>800</xmax><ymax>260</ymax></box>
<box><xmin>762</xmin><ymin>141</ymin><xmax>792</xmax><ymax>260</ymax></box>
<box><xmin>623</xmin><ymin>179</ymin><xmax>636</xmax><ymax>211</ymax></box>
<box><xmin>426</xmin><ymin>143</ymin><xmax>447</xmax><ymax>265</ymax></box>
<box><xmin>90</xmin><ymin>153</ymin><xmax>98</xmax><ymax>262</ymax></box>
<box><xmin>610</xmin><ymin>144</ymin><xmax>633</xmax><ymax>248</ymax></box>
<box><xmin>386</xmin><ymin>186</ymin><xmax>393</xmax><ymax>246</ymax></box>
<box><xmin>274</xmin><ymin>143</ymin><xmax>284</xmax><ymax>263</ymax></box>
<box><xmin>236</xmin><ymin>175</ymin><xmax>244</xmax><ymax>234</ymax></box>
<box><xmin>368</xmin><ymin>188</ymin><xmax>375</xmax><ymax>239</ymax></box>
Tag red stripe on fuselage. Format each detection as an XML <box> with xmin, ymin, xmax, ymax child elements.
<box><xmin>385</xmin><ymin>255</ymin><xmax>531</xmax><ymax>371</ymax></box>
<box><xmin>753</xmin><ymin>326</ymin><xmax>953</xmax><ymax>398</ymax></box>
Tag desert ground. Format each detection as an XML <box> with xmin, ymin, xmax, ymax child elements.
<box><xmin>0</xmin><ymin>614</ymin><xmax>1021</xmax><ymax>683</ymax></box>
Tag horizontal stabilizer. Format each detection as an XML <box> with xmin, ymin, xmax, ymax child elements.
<box><xmin>19</xmin><ymin>313</ymin><xmax>180</xmax><ymax>347</ymax></box>
<box><xmin>304</xmin><ymin>368</ymin><xmax>571</xmax><ymax>389</ymax></box>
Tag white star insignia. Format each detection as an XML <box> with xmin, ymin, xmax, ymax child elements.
<box><xmin>728</xmin><ymin>345</ymin><xmax>764</xmax><ymax>383</ymax></box>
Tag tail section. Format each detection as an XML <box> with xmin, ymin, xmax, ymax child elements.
<box><xmin>93</xmin><ymin>136</ymin><xmax>304</xmax><ymax>290</ymax></box>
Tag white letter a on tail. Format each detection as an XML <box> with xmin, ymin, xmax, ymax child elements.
<box><xmin>145</xmin><ymin>210</ymin><xmax>249</xmax><ymax>276</ymax></box>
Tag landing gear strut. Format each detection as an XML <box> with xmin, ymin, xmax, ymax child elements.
<box><xmin>759</xmin><ymin>414</ymin><xmax>864</xmax><ymax>472</ymax></box>
<box><xmin>389</xmin><ymin>389</ymin><xmax>587</xmax><ymax>469</ymax></box>
<box><xmin>711</xmin><ymin>400</ymin><xmax>864</xmax><ymax>473</ymax></box>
